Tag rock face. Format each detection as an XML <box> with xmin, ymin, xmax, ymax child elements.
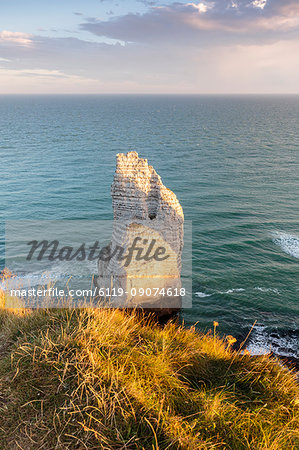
<box><xmin>96</xmin><ymin>151</ymin><xmax>184</xmax><ymax>310</ymax></box>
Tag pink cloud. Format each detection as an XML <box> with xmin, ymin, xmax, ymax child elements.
<box><xmin>0</xmin><ymin>30</ymin><xmax>33</xmax><ymax>47</ymax></box>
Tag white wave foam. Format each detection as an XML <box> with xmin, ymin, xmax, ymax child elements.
<box><xmin>272</xmin><ymin>231</ymin><xmax>299</xmax><ymax>259</ymax></box>
<box><xmin>195</xmin><ymin>288</ymin><xmax>246</xmax><ymax>297</ymax></box>
<box><xmin>195</xmin><ymin>292</ymin><xmax>211</xmax><ymax>298</ymax></box>
<box><xmin>1</xmin><ymin>259</ymin><xmax>97</xmax><ymax>291</ymax></box>
<box><xmin>247</xmin><ymin>324</ymin><xmax>299</xmax><ymax>359</ymax></box>
<box><xmin>218</xmin><ymin>288</ymin><xmax>245</xmax><ymax>294</ymax></box>
<box><xmin>246</xmin><ymin>324</ymin><xmax>271</xmax><ymax>356</ymax></box>
<box><xmin>254</xmin><ymin>287</ymin><xmax>280</xmax><ymax>294</ymax></box>
<box><xmin>0</xmin><ymin>270</ymin><xmax>64</xmax><ymax>291</ymax></box>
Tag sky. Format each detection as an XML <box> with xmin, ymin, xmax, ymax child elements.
<box><xmin>0</xmin><ymin>0</ymin><xmax>298</xmax><ymax>94</ymax></box>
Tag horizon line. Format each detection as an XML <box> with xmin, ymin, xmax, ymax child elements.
<box><xmin>0</xmin><ymin>92</ymin><xmax>299</xmax><ymax>96</ymax></box>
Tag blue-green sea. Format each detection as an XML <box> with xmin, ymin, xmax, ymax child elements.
<box><xmin>0</xmin><ymin>95</ymin><xmax>298</xmax><ymax>358</ymax></box>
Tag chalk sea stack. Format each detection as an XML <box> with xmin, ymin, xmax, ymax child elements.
<box><xmin>96</xmin><ymin>151</ymin><xmax>184</xmax><ymax>313</ymax></box>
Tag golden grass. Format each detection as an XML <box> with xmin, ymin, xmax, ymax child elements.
<box><xmin>0</xmin><ymin>304</ymin><xmax>298</xmax><ymax>450</ymax></box>
<box><xmin>0</xmin><ymin>269</ymin><xmax>298</xmax><ymax>449</ymax></box>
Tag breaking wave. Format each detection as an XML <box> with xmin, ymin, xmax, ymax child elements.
<box><xmin>272</xmin><ymin>231</ymin><xmax>299</xmax><ymax>259</ymax></box>
<box><xmin>254</xmin><ymin>287</ymin><xmax>280</xmax><ymax>294</ymax></box>
<box><xmin>195</xmin><ymin>292</ymin><xmax>212</xmax><ymax>298</ymax></box>
<box><xmin>218</xmin><ymin>288</ymin><xmax>245</xmax><ymax>294</ymax></box>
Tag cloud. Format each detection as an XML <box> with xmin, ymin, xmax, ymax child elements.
<box><xmin>0</xmin><ymin>31</ymin><xmax>298</xmax><ymax>94</ymax></box>
<box><xmin>187</xmin><ymin>2</ymin><xmax>213</xmax><ymax>13</ymax></box>
<box><xmin>80</xmin><ymin>0</ymin><xmax>299</xmax><ymax>45</ymax></box>
<box><xmin>10</xmin><ymin>68</ymin><xmax>83</xmax><ymax>79</ymax></box>
<box><xmin>137</xmin><ymin>0</ymin><xmax>157</xmax><ymax>5</ymax></box>
<box><xmin>252</xmin><ymin>0</ymin><xmax>267</xmax><ymax>9</ymax></box>
<box><xmin>0</xmin><ymin>66</ymin><xmax>102</xmax><ymax>93</ymax></box>
<box><xmin>0</xmin><ymin>2</ymin><xmax>298</xmax><ymax>94</ymax></box>
<box><xmin>0</xmin><ymin>30</ymin><xmax>33</xmax><ymax>47</ymax></box>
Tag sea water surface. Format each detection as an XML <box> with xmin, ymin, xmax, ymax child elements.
<box><xmin>0</xmin><ymin>95</ymin><xmax>298</xmax><ymax>358</ymax></box>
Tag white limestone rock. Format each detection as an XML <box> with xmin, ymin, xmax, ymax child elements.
<box><xmin>96</xmin><ymin>151</ymin><xmax>184</xmax><ymax>309</ymax></box>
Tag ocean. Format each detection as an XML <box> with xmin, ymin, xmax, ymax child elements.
<box><xmin>0</xmin><ymin>95</ymin><xmax>298</xmax><ymax>359</ymax></box>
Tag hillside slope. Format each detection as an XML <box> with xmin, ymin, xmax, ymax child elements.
<box><xmin>0</xmin><ymin>307</ymin><xmax>298</xmax><ymax>449</ymax></box>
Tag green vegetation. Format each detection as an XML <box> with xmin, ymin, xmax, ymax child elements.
<box><xmin>0</xmin><ymin>305</ymin><xmax>298</xmax><ymax>449</ymax></box>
